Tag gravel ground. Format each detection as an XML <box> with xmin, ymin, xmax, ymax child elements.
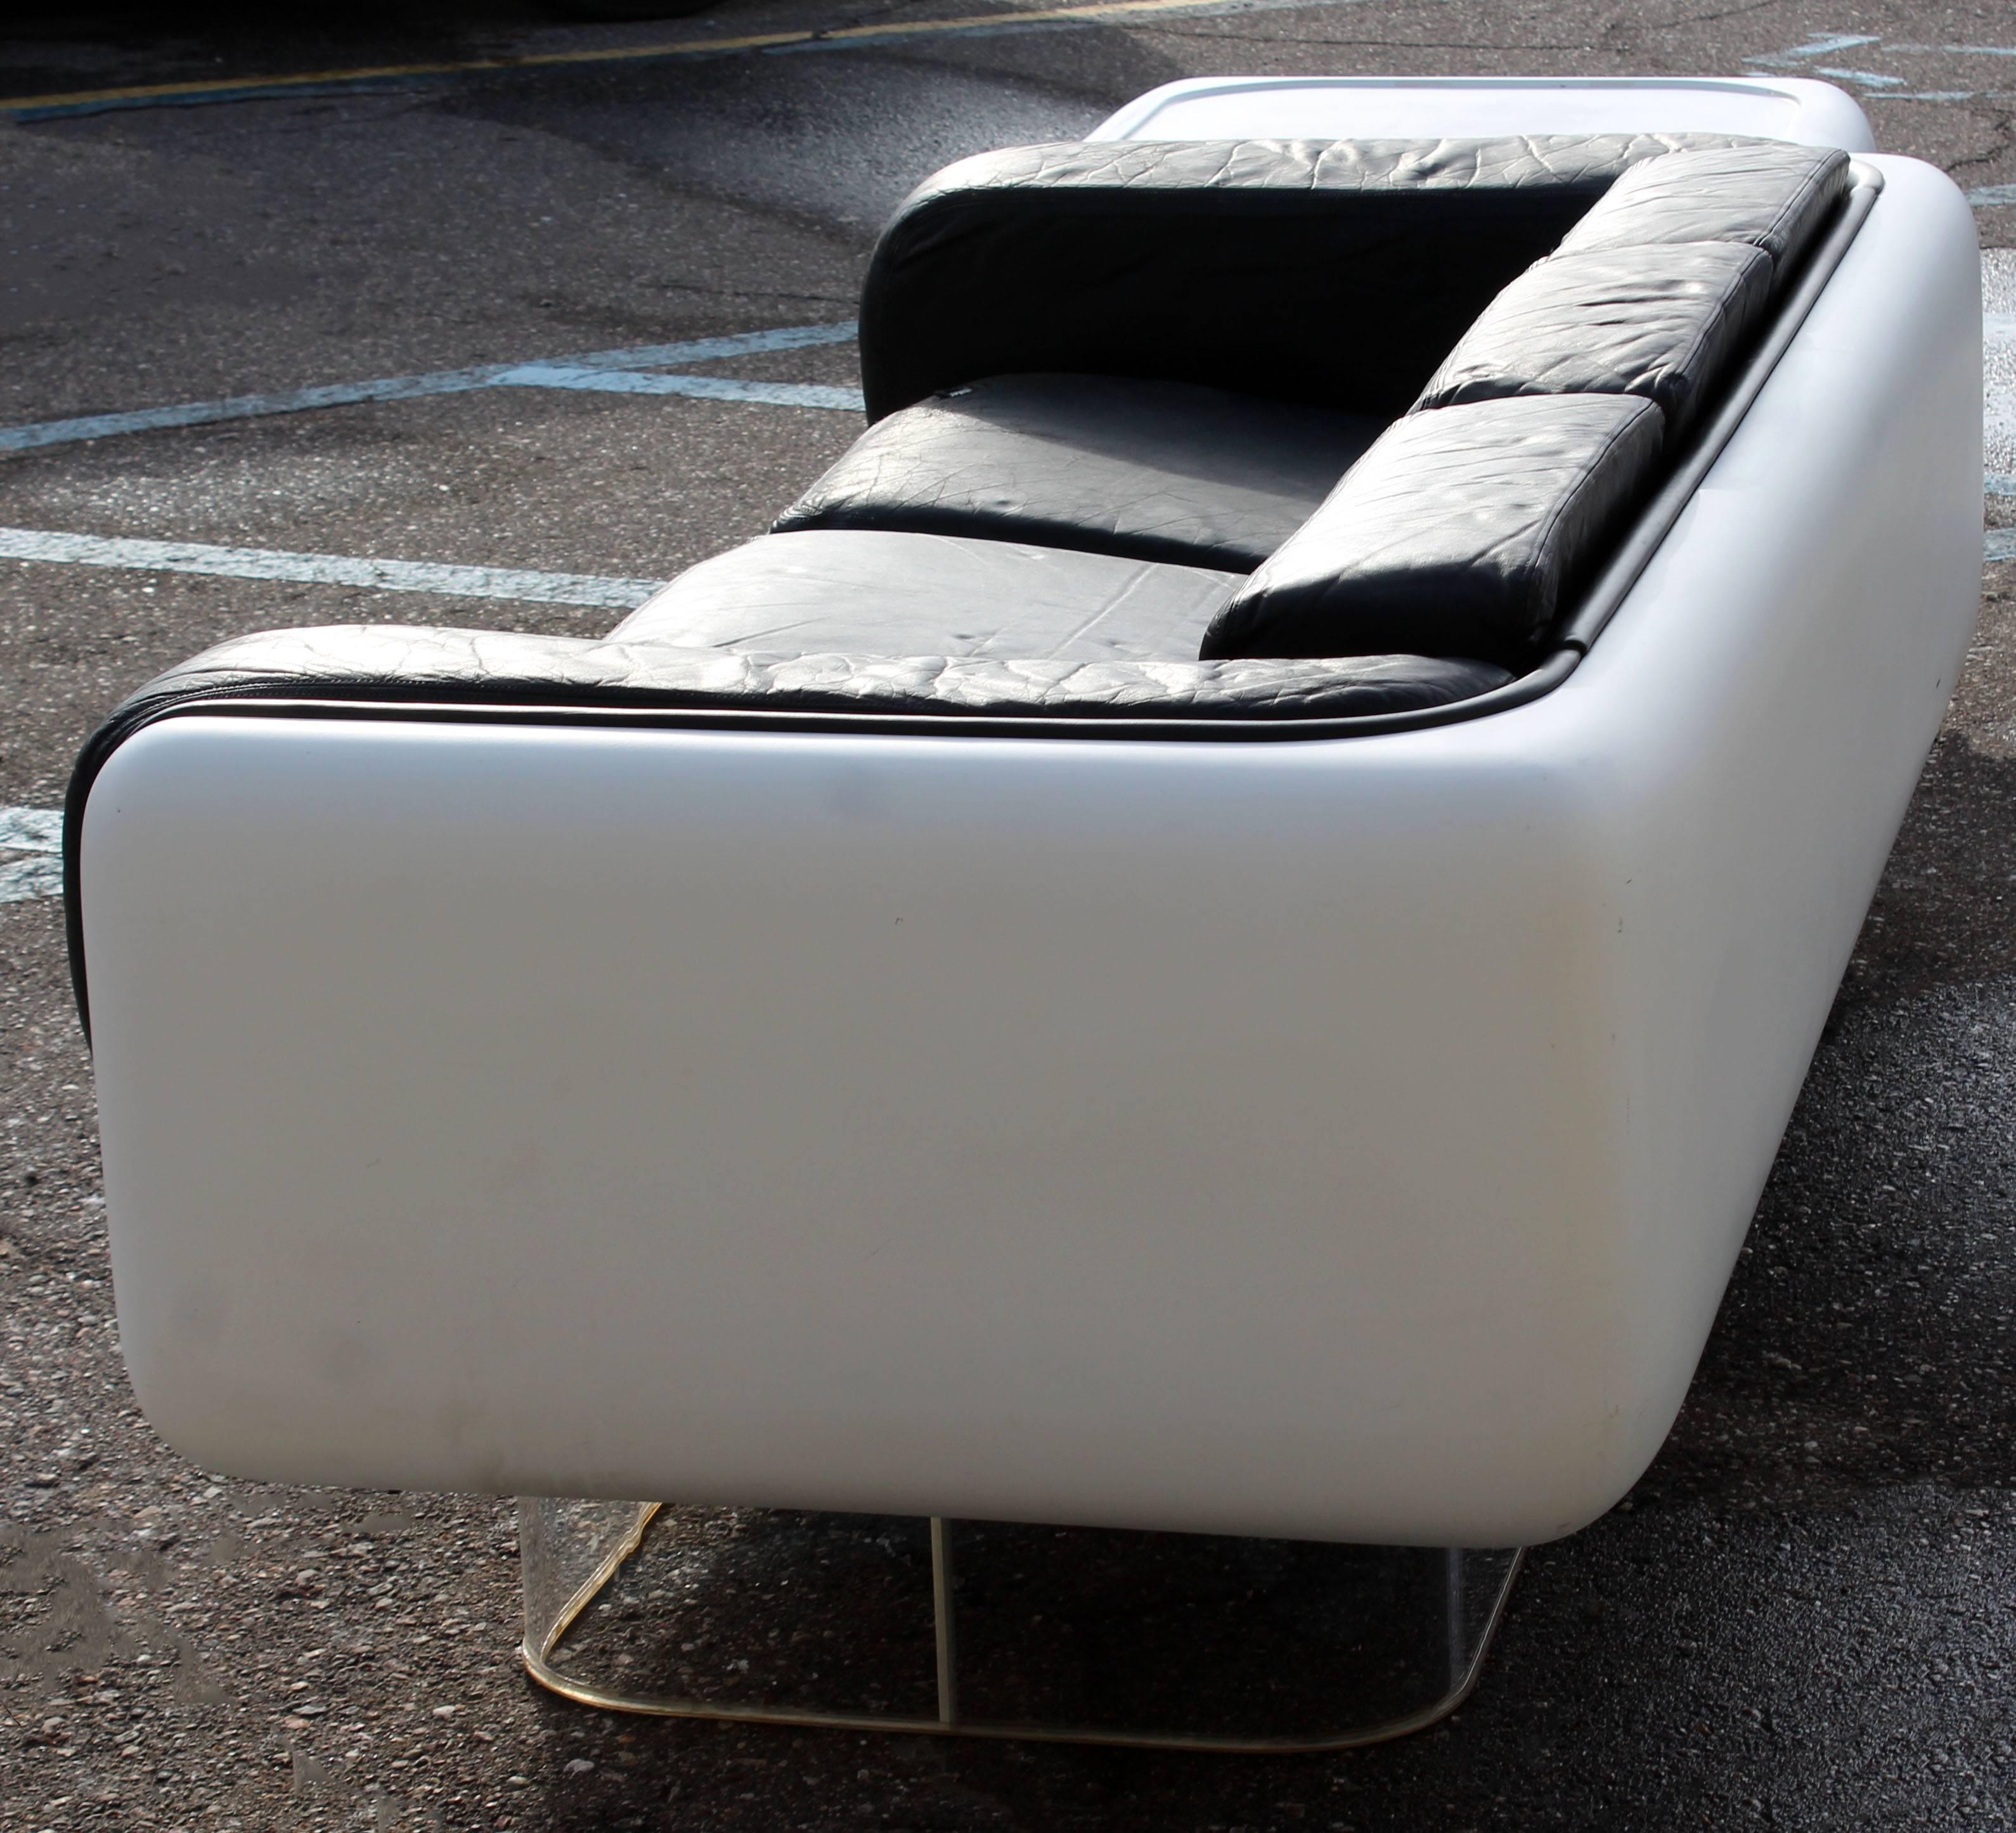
<box><xmin>3</xmin><ymin>3</ymin><xmax>2015</xmax><ymax>1827</ymax></box>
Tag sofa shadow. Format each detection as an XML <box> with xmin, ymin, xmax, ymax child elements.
<box><xmin>501</xmin><ymin>728</ymin><xmax>2016</xmax><ymax>1832</ymax></box>
<box><xmin>1650</xmin><ymin>731</ymin><xmax>2016</xmax><ymax>1507</ymax></box>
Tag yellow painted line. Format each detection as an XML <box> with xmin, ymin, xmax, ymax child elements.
<box><xmin>3</xmin><ymin>0</ymin><xmax>1244</xmax><ymax>116</ymax></box>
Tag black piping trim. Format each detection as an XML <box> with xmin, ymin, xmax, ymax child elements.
<box><xmin>61</xmin><ymin>659</ymin><xmax>1568</xmax><ymax>1039</ymax></box>
<box><xmin>61</xmin><ymin>165</ymin><xmax>1882</xmax><ymax>1043</ymax></box>
<box><xmin>70</xmin><ymin>651</ymin><xmax>1572</xmax><ymax>751</ymax></box>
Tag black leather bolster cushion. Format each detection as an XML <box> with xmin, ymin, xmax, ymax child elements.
<box><xmin>1200</xmin><ymin>394</ymin><xmax>1664</xmax><ymax>669</ymax></box>
<box><xmin>61</xmin><ymin>626</ymin><xmax>1513</xmax><ymax>1036</ymax></box>
<box><xmin>1556</xmin><ymin>142</ymin><xmax>1851</xmax><ymax>270</ymax></box>
<box><xmin>1412</xmin><ymin>242</ymin><xmax>1774</xmax><ymax>438</ymax></box>
<box><xmin>772</xmin><ymin>373</ymin><xmax>1386</xmax><ymax>572</ymax></box>
<box><xmin>859</xmin><ymin>134</ymin><xmax>1741</xmax><ymax>421</ymax></box>
<box><xmin>77</xmin><ymin>626</ymin><xmax>1514</xmax><ymax>734</ymax></box>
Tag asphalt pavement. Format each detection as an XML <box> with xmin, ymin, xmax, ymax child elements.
<box><xmin>2</xmin><ymin>3</ymin><xmax>2015</xmax><ymax>1828</ymax></box>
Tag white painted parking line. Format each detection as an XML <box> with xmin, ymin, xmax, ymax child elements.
<box><xmin>493</xmin><ymin>365</ymin><xmax>863</xmax><ymax>411</ymax></box>
<box><xmin>0</xmin><ymin>854</ymin><xmax>61</xmax><ymax>905</ymax></box>
<box><xmin>0</xmin><ymin>806</ymin><xmax>61</xmax><ymax>852</ymax></box>
<box><xmin>1987</xmin><ymin>296</ymin><xmax>2015</xmax><ymax>500</ymax></box>
<box><xmin>0</xmin><ymin>529</ymin><xmax>666</xmax><ymax>610</ymax></box>
<box><xmin>0</xmin><ymin>322</ymin><xmax>860</xmax><ymax>456</ymax></box>
<box><xmin>0</xmin><ymin>806</ymin><xmax>63</xmax><ymax>907</ymax></box>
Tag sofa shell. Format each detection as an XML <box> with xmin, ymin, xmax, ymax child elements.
<box><xmin>67</xmin><ymin>141</ymin><xmax>1980</xmax><ymax>1545</ymax></box>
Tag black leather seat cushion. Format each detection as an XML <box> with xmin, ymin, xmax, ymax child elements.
<box><xmin>860</xmin><ymin>134</ymin><xmax>1738</xmax><ymax>421</ymax></box>
<box><xmin>1557</xmin><ymin>143</ymin><xmax>1851</xmax><ymax>271</ymax></box>
<box><xmin>1412</xmin><ymin>243</ymin><xmax>1773</xmax><ymax>437</ymax></box>
<box><xmin>1201</xmin><ymin>395</ymin><xmax>1664</xmax><ymax>668</ymax></box>
<box><xmin>773</xmin><ymin>374</ymin><xmax>1385</xmax><ymax>573</ymax></box>
<box><xmin>615</xmin><ymin>529</ymin><xmax>1241</xmax><ymax>664</ymax></box>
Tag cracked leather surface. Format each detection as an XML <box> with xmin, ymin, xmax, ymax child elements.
<box><xmin>1202</xmin><ymin>395</ymin><xmax>1664</xmax><ymax>667</ymax></box>
<box><xmin>773</xmin><ymin>373</ymin><xmax>1385</xmax><ymax>572</ymax></box>
<box><xmin>900</xmin><ymin>135</ymin><xmax>1744</xmax><ymax>202</ymax></box>
<box><xmin>860</xmin><ymin>134</ymin><xmax>1745</xmax><ymax>421</ymax></box>
<box><xmin>615</xmin><ymin>529</ymin><xmax>1240</xmax><ymax>663</ymax></box>
<box><xmin>1556</xmin><ymin>143</ymin><xmax>1851</xmax><ymax>269</ymax></box>
<box><xmin>1413</xmin><ymin>242</ymin><xmax>1774</xmax><ymax>436</ymax></box>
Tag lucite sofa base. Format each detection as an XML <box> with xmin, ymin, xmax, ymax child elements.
<box><xmin>519</xmin><ymin>1497</ymin><xmax>1523</xmax><ymax>1753</ymax></box>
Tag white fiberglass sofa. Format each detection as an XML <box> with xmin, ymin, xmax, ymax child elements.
<box><xmin>65</xmin><ymin>78</ymin><xmax>1982</xmax><ymax>1746</ymax></box>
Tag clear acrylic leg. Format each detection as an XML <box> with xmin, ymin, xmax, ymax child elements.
<box><xmin>519</xmin><ymin>1497</ymin><xmax>1522</xmax><ymax>1753</ymax></box>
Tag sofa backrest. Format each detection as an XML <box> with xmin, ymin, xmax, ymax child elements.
<box><xmin>858</xmin><ymin>134</ymin><xmax>1748</xmax><ymax>422</ymax></box>
<box><xmin>1204</xmin><ymin>137</ymin><xmax>1852</xmax><ymax>666</ymax></box>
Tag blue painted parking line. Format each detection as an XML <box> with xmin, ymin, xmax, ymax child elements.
<box><xmin>0</xmin><ymin>366</ymin><xmax>530</xmax><ymax>456</ymax></box>
<box><xmin>493</xmin><ymin>364</ymin><xmax>863</xmax><ymax>411</ymax></box>
<box><xmin>0</xmin><ymin>528</ymin><xmax>666</xmax><ymax>611</ymax></box>
<box><xmin>562</xmin><ymin>324</ymin><xmax>860</xmax><ymax>369</ymax></box>
<box><xmin>1743</xmin><ymin>32</ymin><xmax>2016</xmax><ymax>106</ymax></box>
<box><xmin>0</xmin><ymin>321</ymin><xmax>860</xmax><ymax>456</ymax></box>
<box><xmin>1745</xmin><ymin>34</ymin><xmax>1880</xmax><ymax>67</ymax></box>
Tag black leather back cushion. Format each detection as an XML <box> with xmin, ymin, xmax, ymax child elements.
<box><xmin>859</xmin><ymin>136</ymin><xmax>1737</xmax><ymax>421</ymax></box>
<box><xmin>1556</xmin><ymin>142</ymin><xmax>1850</xmax><ymax>267</ymax></box>
<box><xmin>1412</xmin><ymin>242</ymin><xmax>1774</xmax><ymax>438</ymax></box>
<box><xmin>1201</xmin><ymin>395</ymin><xmax>1664</xmax><ymax>668</ymax></box>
